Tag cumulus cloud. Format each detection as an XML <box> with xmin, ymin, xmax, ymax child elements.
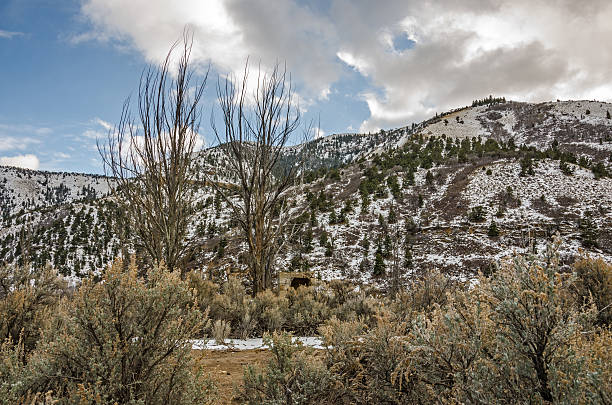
<box><xmin>332</xmin><ymin>0</ymin><xmax>612</xmax><ymax>132</ymax></box>
<box><xmin>0</xmin><ymin>154</ymin><xmax>40</xmax><ymax>170</ymax></box>
<box><xmin>78</xmin><ymin>0</ymin><xmax>612</xmax><ymax>133</ymax></box>
<box><xmin>79</xmin><ymin>0</ymin><xmax>339</xmax><ymax>103</ymax></box>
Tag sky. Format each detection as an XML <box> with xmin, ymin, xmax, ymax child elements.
<box><xmin>1</xmin><ymin>0</ymin><xmax>612</xmax><ymax>173</ymax></box>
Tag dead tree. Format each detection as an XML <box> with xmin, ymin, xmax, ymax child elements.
<box><xmin>210</xmin><ymin>62</ymin><xmax>309</xmax><ymax>295</ymax></box>
<box><xmin>98</xmin><ymin>32</ymin><xmax>207</xmax><ymax>274</ymax></box>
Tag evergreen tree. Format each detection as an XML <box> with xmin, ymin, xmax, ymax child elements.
<box><xmin>309</xmin><ymin>210</ymin><xmax>318</xmax><ymax>227</ymax></box>
<box><xmin>373</xmin><ymin>243</ymin><xmax>386</xmax><ymax>277</ymax></box>
<box><xmin>388</xmin><ymin>205</ymin><xmax>397</xmax><ymax>224</ymax></box>
<box><xmin>519</xmin><ymin>156</ymin><xmax>535</xmax><ymax>176</ymax></box>
<box><xmin>383</xmin><ymin>234</ymin><xmax>392</xmax><ymax>259</ymax></box>
<box><xmin>320</xmin><ymin>230</ymin><xmax>328</xmax><ymax>247</ymax></box>
<box><xmin>403</xmin><ymin>245</ymin><xmax>413</xmax><ymax>269</ymax></box>
<box><xmin>329</xmin><ymin>210</ymin><xmax>338</xmax><ymax>225</ymax></box>
<box><xmin>425</xmin><ymin>170</ymin><xmax>434</xmax><ymax>186</ymax></box>
<box><xmin>579</xmin><ymin>211</ymin><xmax>598</xmax><ymax>248</ymax></box>
<box><xmin>592</xmin><ymin>161</ymin><xmax>609</xmax><ymax>179</ymax></box>
<box><xmin>560</xmin><ymin>160</ymin><xmax>574</xmax><ymax>176</ymax></box>
<box><xmin>325</xmin><ymin>240</ymin><xmax>333</xmax><ymax>258</ymax></box>
<box><xmin>303</xmin><ymin>228</ymin><xmax>313</xmax><ymax>253</ymax></box>
<box><xmin>217</xmin><ymin>237</ymin><xmax>227</xmax><ymax>259</ymax></box>
<box><xmin>488</xmin><ymin>221</ymin><xmax>500</xmax><ymax>238</ymax></box>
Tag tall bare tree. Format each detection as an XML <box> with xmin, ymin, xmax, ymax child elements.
<box><xmin>98</xmin><ymin>33</ymin><xmax>207</xmax><ymax>274</ymax></box>
<box><xmin>209</xmin><ymin>62</ymin><xmax>309</xmax><ymax>295</ymax></box>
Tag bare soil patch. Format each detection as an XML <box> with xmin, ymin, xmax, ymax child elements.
<box><xmin>195</xmin><ymin>349</ymin><xmax>270</xmax><ymax>404</ymax></box>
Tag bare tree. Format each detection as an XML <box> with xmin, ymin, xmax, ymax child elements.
<box><xmin>209</xmin><ymin>62</ymin><xmax>309</xmax><ymax>295</ymax></box>
<box><xmin>98</xmin><ymin>32</ymin><xmax>207</xmax><ymax>274</ymax></box>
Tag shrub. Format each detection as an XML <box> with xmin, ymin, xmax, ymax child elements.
<box><xmin>210</xmin><ymin>276</ymin><xmax>256</xmax><ymax>338</ymax></box>
<box><xmin>253</xmin><ymin>289</ymin><xmax>289</xmax><ymax>334</ymax></box>
<box><xmin>480</xmin><ymin>244</ymin><xmax>593</xmax><ymax>403</ymax></box>
<box><xmin>188</xmin><ymin>271</ymin><xmax>219</xmax><ymax>314</ymax></box>
<box><xmin>393</xmin><ymin>290</ymin><xmax>496</xmax><ymax>403</ymax></box>
<box><xmin>572</xmin><ymin>328</ymin><xmax>612</xmax><ymax>403</ymax></box>
<box><xmin>239</xmin><ymin>332</ymin><xmax>333</xmax><ymax>405</ymax></box>
<box><xmin>24</xmin><ymin>258</ymin><xmax>214</xmax><ymax>404</ymax></box>
<box><xmin>573</xmin><ymin>257</ymin><xmax>612</xmax><ymax>326</ymax></box>
<box><xmin>321</xmin><ymin>312</ymin><xmax>409</xmax><ymax>403</ymax></box>
<box><xmin>390</xmin><ymin>269</ymin><xmax>455</xmax><ymax>318</ymax></box>
<box><xmin>212</xmin><ymin>319</ymin><xmax>231</xmax><ymax>344</ymax></box>
<box><xmin>467</xmin><ymin>205</ymin><xmax>486</xmax><ymax>222</ymax></box>
<box><xmin>320</xmin><ymin>243</ymin><xmax>607</xmax><ymax>404</ymax></box>
<box><xmin>284</xmin><ymin>287</ymin><xmax>330</xmax><ymax>335</ymax></box>
<box><xmin>0</xmin><ymin>264</ymin><xmax>67</xmax><ymax>353</ymax></box>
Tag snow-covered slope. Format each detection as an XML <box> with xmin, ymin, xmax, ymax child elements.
<box><xmin>0</xmin><ymin>166</ymin><xmax>111</xmax><ymax>219</ymax></box>
<box><xmin>1</xmin><ymin>99</ymin><xmax>611</xmax><ymax>286</ymax></box>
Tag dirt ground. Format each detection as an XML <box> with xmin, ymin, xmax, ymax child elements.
<box><xmin>195</xmin><ymin>349</ymin><xmax>271</xmax><ymax>404</ymax></box>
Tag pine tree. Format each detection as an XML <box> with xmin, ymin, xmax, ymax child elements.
<box><xmin>383</xmin><ymin>234</ymin><xmax>392</xmax><ymax>259</ymax></box>
<box><xmin>579</xmin><ymin>211</ymin><xmax>598</xmax><ymax>248</ymax></box>
<box><xmin>403</xmin><ymin>245</ymin><xmax>413</xmax><ymax>269</ymax></box>
<box><xmin>488</xmin><ymin>221</ymin><xmax>500</xmax><ymax>238</ymax></box>
<box><xmin>373</xmin><ymin>244</ymin><xmax>386</xmax><ymax>278</ymax></box>
<box><xmin>320</xmin><ymin>230</ymin><xmax>328</xmax><ymax>247</ymax></box>
<box><xmin>426</xmin><ymin>170</ymin><xmax>434</xmax><ymax>186</ymax></box>
<box><xmin>329</xmin><ymin>210</ymin><xmax>338</xmax><ymax>225</ymax></box>
<box><xmin>388</xmin><ymin>205</ymin><xmax>397</xmax><ymax>224</ymax></box>
<box><xmin>325</xmin><ymin>241</ymin><xmax>333</xmax><ymax>257</ymax></box>
<box><xmin>560</xmin><ymin>160</ymin><xmax>574</xmax><ymax>176</ymax></box>
<box><xmin>217</xmin><ymin>237</ymin><xmax>227</xmax><ymax>259</ymax></box>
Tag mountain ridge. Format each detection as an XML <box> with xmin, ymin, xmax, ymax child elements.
<box><xmin>1</xmin><ymin>99</ymin><xmax>611</xmax><ymax>286</ymax></box>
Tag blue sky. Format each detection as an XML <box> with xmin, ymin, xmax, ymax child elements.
<box><xmin>1</xmin><ymin>0</ymin><xmax>610</xmax><ymax>173</ymax></box>
<box><xmin>0</xmin><ymin>0</ymin><xmax>373</xmax><ymax>173</ymax></box>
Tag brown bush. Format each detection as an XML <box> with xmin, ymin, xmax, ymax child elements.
<box><xmin>573</xmin><ymin>256</ymin><xmax>612</xmax><ymax>326</ymax></box>
<box><xmin>23</xmin><ymin>259</ymin><xmax>214</xmax><ymax>404</ymax></box>
<box><xmin>0</xmin><ymin>264</ymin><xmax>67</xmax><ymax>353</ymax></box>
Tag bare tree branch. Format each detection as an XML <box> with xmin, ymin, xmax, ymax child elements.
<box><xmin>208</xmin><ymin>61</ymin><xmax>310</xmax><ymax>295</ymax></box>
<box><xmin>98</xmin><ymin>30</ymin><xmax>208</xmax><ymax>275</ymax></box>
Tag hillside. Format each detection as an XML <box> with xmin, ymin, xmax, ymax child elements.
<box><xmin>1</xmin><ymin>99</ymin><xmax>611</xmax><ymax>287</ymax></box>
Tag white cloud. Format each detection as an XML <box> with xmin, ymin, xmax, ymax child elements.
<box><xmin>78</xmin><ymin>0</ymin><xmax>612</xmax><ymax>134</ymax></box>
<box><xmin>78</xmin><ymin>0</ymin><xmax>340</xmax><ymax>104</ymax></box>
<box><xmin>0</xmin><ymin>30</ymin><xmax>23</xmax><ymax>39</ymax></box>
<box><xmin>0</xmin><ymin>154</ymin><xmax>40</xmax><ymax>170</ymax></box>
<box><xmin>0</xmin><ymin>136</ymin><xmax>40</xmax><ymax>152</ymax></box>
<box><xmin>312</xmin><ymin>127</ymin><xmax>326</xmax><ymax>139</ymax></box>
<box><xmin>94</xmin><ymin>118</ymin><xmax>113</xmax><ymax>131</ymax></box>
<box><xmin>82</xmin><ymin>129</ymin><xmax>104</xmax><ymax>140</ymax></box>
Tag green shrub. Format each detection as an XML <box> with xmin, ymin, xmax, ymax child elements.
<box><xmin>467</xmin><ymin>205</ymin><xmax>486</xmax><ymax>222</ymax></box>
<box><xmin>0</xmin><ymin>264</ymin><xmax>67</xmax><ymax>353</ymax></box>
<box><xmin>285</xmin><ymin>287</ymin><xmax>330</xmax><ymax>335</ymax></box>
<box><xmin>24</xmin><ymin>259</ymin><xmax>214</xmax><ymax>404</ymax></box>
<box><xmin>573</xmin><ymin>257</ymin><xmax>612</xmax><ymax>326</ymax></box>
<box><xmin>239</xmin><ymin>332</ymin><xmax>333</xmax><ymax>405</ymax></box>
<box><xmin>254</xmin><ymin>289</ymin><xmax>289</xmax><ymax>334</ymax></box>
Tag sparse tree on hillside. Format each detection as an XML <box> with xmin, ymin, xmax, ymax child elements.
<box><xmin>98</xmin><ymin>33</ymin><xmax>207</xmax><ymax>274</ymax></box>
<box><xmin>209</xmin><ymin>62</ymin><xmax>310</xmax><ymax>295</ymax></box>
